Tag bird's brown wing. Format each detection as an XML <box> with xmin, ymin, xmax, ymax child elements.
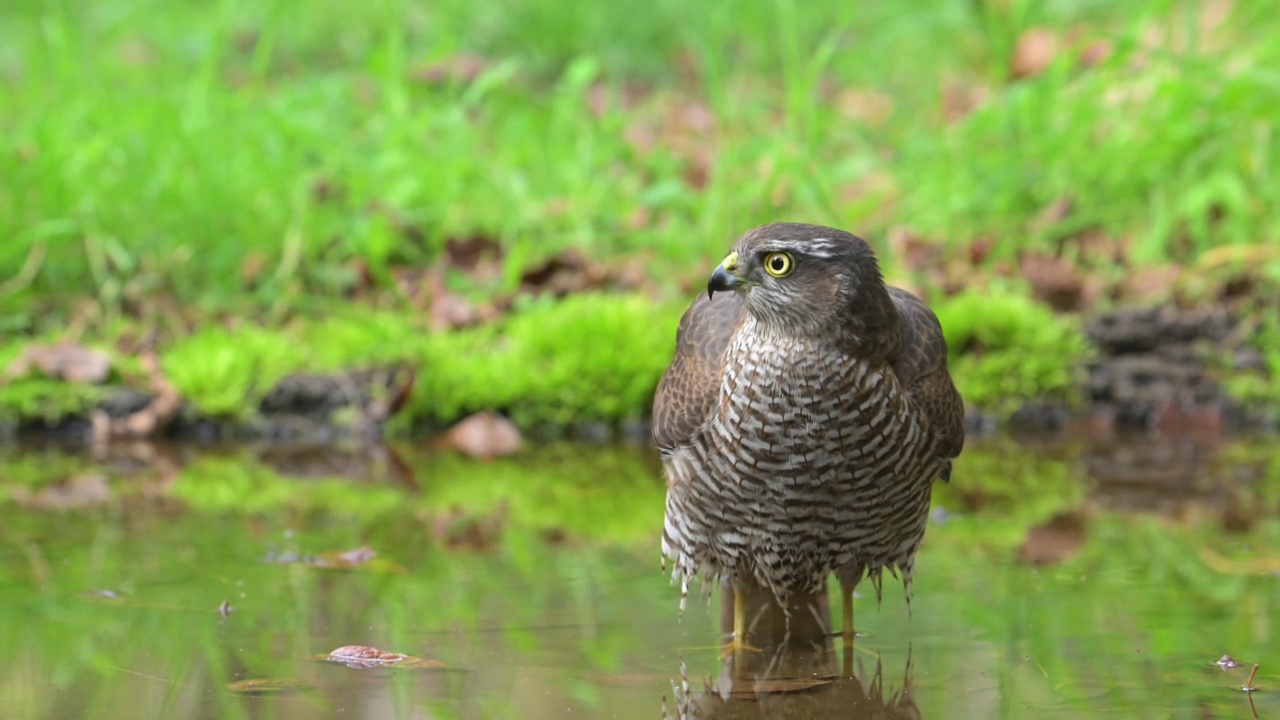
<box><xmin>652</xmin><ymin>292</ymin><xmax>747</xmax><ymax>451</ymax></box>
<box><xmin>887</xmin><ymin>287</ymin><xmax>965</xmax><ymax>472</ymax></box>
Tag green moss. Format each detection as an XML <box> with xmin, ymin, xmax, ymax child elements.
<box><xmin>934</xmin><ymin>288</ymin><xmax>1091</xmax><ymax>415</ymax></box>
<box><xmin>415</xmin><ymin>293</ymin><xmax>681</xmax><ymax>427</ymax></box>
<box><xmin>161</xmin><ymin>327</ymin><xmax>305</xmax><ymax>418</ymax></box>
<box><xmin>151</xmin><ymin>293</ymin><xmax>679</xmax><ymax>428</ymax></box>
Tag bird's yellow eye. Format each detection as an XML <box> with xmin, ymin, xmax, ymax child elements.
<box><xmin>762</xmin><ymin>252</ymin><xmax>794</xmax><ymax>278</ymax></box>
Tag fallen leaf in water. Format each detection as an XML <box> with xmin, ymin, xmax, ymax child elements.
<box><xmin>1017</xmin><ymin>512</ymin><xmax>1086</xmax><ymax>565</ymax></box>
<box><xmin>438</xmin><ymin>411</ymin><xmax>522</xmax><ymax>459</ymax></box>
<box><xmin>318</xmin><ymin>645</ymin><xmax>447</xmax><ymax>670</ymax></box>
<box><xmin>3</xmin><ymin>341</ymin><xmax>112</xmax><ymax>384</ymax></box>
<box><xmin>228</xmin><ymin>678</ymin><xmax>309</xmax><ymax>695</ymax></box>
<box><xmin>263</xmin><ymin>546</ymin><xmax>405</xmax><ymax>573</ymax></box>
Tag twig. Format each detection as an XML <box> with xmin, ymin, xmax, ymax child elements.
<box><xmin>1243</xmin><ymin>663</ymin><xmax>1259</xmax><ymax>692</ymax></box>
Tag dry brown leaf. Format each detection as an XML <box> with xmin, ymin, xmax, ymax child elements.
<box><xmin>4</xmin><ymin>342</ymin><xmax>112</xmax><ymax>384</ymax></box>
<box><xmin>941</xmin><ymin>82</ymin><xmax>989</xmax><ymax>123</ymax></box>
<box><xmin>1019</xmin><ymin>251</ymin><xmax>1088</xmax><ymax>312</ymax></box>
<box><xmin>1011</xmin><ymin>27</ymin><xmax>1060</xmax><ymax>80</ymax></box>
<box><xmin>835</xmin><ymin>87</ymin><xmax>893</xmax><ymax>126</ymax></box>
<box><xmin>411</xmin><ymin>54</ymin><xmax>491</xmax><ymax>85</ymax></box>
<box><xmin>1077</xmin><ymin>39</ymin><xmax>1114</xmax><ymax>69</ymax></box>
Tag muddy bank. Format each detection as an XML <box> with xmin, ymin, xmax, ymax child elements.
<box><xmin>1000</xmin><ymin>303</ymin><xmax>1275</xmax><ymax>437</ymax></box>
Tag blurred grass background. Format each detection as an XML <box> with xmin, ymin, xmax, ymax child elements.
<box><xmin>1</xmin><ymin>0</ymin><xmax>1277</xmax><ymax>425</ymax></box>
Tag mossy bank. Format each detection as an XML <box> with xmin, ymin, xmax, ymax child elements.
<box><xmin>3</xmin><ymin>288</ymin><xmax>1276</xmax><ymax>442</ymax></box>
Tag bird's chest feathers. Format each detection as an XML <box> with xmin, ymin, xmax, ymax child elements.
<box><xmin>711</xmin><ymin>327</ymin><xmax>889</xmax><ymax>458</ymax></box>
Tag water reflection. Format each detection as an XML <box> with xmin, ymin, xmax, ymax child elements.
<box><xmin>667</xmin><ymin>581</ymin><xmax>919</xmax><ymax>719</ymax></box>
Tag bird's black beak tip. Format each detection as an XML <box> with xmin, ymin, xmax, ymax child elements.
<box><xmin>706</xmin><ymin>265</ymin><xmax>737</xmax><ymax>300</ymax></box>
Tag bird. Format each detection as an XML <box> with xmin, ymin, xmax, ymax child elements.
<box><xmin>652</xmin><ymin>222</ymin><xmax>964</xmax><ymax>652</ymax></box>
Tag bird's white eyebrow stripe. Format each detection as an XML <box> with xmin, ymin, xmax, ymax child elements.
<box><xmin>757</xmin><ymin>238</ymin><xmax>838</xmax><ymax>259</ymax></box>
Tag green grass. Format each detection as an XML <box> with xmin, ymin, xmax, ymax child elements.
<box><xmin>3</xmin><ymin>0</ymin><xmax>1279</xmax><ymax>331</ymax></box>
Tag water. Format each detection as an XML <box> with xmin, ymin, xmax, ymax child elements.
<box><xmin>0</xmin><ymin>436</ymin><xmax>1277</xmax><ymax>719</ymax></box>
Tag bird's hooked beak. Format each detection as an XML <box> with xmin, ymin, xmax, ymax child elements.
<box><xmin>707</xmin><ymin>251</ymin><xmax>743</xmax><ymax>300</ymax></box>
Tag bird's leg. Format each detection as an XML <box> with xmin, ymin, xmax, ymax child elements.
<box><xmin>734</xmin><ymin>585</ymin><xmax>748</xmax><ymax>648</ymax></box>
<box><xmin>840</xmin><ymin>579</ymin><xmax>855</xmax><ymax>678</ymax></box>
<box><xmin>720</xmin><ymin>582</ymin><xmax>763</xmax><ymax>660</ymax></box>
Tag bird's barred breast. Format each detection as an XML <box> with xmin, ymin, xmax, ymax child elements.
<box><xmin>661</xmin><ymin>322</ymin><xmax>939</xmax><ymax>598</ymax></box>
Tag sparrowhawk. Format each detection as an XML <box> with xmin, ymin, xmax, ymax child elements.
<box><xmin>653</xmin><ymin>222</ymin><xmax>964</xmax><ymax>650</ymax></box>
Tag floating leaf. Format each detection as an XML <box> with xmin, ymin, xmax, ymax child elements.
<box><xmin>262</xmin><ymin>546</ymin><xmax>405</xmax><ymax>573</ymax></box>
<box><xmin>1216</xmin><ymin>654</ymin><xmax>1242</xmax><ymax>670</ymax></box>
<box><xmin>317</xmin><ymin>645</ymin><xmax>446</xmax><ymax>670</ymax></box>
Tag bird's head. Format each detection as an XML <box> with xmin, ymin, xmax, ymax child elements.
<box><xmin>707</xmin><ymin>222</ymin><xmax>893</xmax><ymax>343</ymax></box>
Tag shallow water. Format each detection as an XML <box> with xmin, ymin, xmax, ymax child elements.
<box><xmin>1</xmin><ymin>436</ymin><xmax>1277</xmax><ymax>719</ymax></box>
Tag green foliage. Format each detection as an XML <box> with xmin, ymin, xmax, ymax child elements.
<box><xmin>416</xmin><ymin>293</ymin><xmax>681</xmax><ymax>427</ymax></box>
<box><xmin>934</xmin><ymin>287</ymin><xmax>1091</xmax><ymax>413</ymax></box>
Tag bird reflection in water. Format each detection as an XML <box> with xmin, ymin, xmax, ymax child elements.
<box><xmin>665</xmin><ymin>579</ymin><xmax>919</xmax><ymax>720</ymax></box>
